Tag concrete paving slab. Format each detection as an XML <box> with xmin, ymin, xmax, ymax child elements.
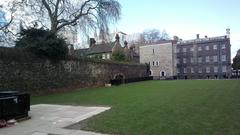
<box><xmin>0</xmin><ymin>104</ymin><xmax>110</xmax><ymax>135</ymax></box>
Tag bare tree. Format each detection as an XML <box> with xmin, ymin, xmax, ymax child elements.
<box><xmin>142</xmin><ymin>29</ymin><xmax>170</xmax><ymax>43</ymax></box>
<box><xmin>0</xmin><ymin>0</ymin><xmax>24</xmax><ymax>46</ymax></box>
<box><xmin>22</xmin><ymin>0</ymin><xmax>121</xmax><ymax>35</ymax></box>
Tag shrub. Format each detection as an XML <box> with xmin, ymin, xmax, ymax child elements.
<box><xmin>15</xmin><ymin>28</ymin><xmax>68</xmax><ymax>60</ymax></box>
<box><xmin>111</xmin><ymin>52</ymin><xmax>127</xmax><ymax>62</ymax></box>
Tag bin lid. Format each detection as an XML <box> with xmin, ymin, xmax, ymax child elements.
<box><xmin>0</xmin><ymin>91</ymin><xmax>19</xmax><ymax>96</ymax></box>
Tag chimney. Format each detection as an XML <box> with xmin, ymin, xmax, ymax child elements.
<box><xmin>173</xmin><ymin>36</ymin><xmax>179</xmax><ymax>41</ymax></box>
<box><xmin>196</xmin><ymin>34</ymin><xmax>200</xmax><ymax>39</ymax></box>
<box><xmin>205</xmin><ymin>35</ymin><xmax>208</xmax><ymax>38</ymax></box>
<box><xmin>226</xmin><ymin>28</ymin><xmax>230</xmax><ymax>38</ymax></box>
<box><xmin>89</xmin><ymin>38</ymin><xmax>96</xmax><ymax>48</ymax></box>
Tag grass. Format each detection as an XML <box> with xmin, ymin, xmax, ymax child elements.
<box><xmin>32</xmin><ymin>80</ymin><xmax>240</xmax><ymax>135</ymax></box>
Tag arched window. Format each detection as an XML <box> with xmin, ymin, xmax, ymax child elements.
<box><xmin>160</xmin><ymin>71</ymin><xmax>165</xmax><ymax>77</ymax></box>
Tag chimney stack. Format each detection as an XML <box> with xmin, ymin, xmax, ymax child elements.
<box><xmin>196</xmin><ymin>34</ymin><xmax>200</xmax><ymax>39</ymax></box>
<box><xmin>89</xmin><ymin>38</ymin><xmax>96</xmax><ymax>48</ymax></box>
<box><xmin>173</xmin><ymin>36</ymin><xmax>179</xmax><ymax>41</ymax></box>
<box><xmin>226</xmin><ymin>28</ymin><xmax>230</xmax><ymax>38</ymax></box>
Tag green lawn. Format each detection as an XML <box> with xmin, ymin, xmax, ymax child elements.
<box><xmin>32</xmin><ymin>80</ymin><xmax>240</xmax><ymax>135</ymax></box>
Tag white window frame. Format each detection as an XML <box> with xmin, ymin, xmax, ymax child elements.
<box><xmin>198</xmin><ymin>57</ymin><xmax>202</xmax><ymax>63</ymax></box>
<box><xmin>183</xmin><ymin>48</ymin><xmax>187</xmax><ymax>53</ymax></box>
<box><xmin>205</xmin><ymin>46</ymin><xmax>209</xmax><ymax>51</ymax></box>
<box><xmin>206</xmin><ymin>56</ymin><xmax>210</xmax><ymax>63</ymax></box>
<box><xmin>213</xmin><ymin>55</ymin><xmax>218</xmax><ymax>62</ymax></box>
<box><xmin>190</xmin><ymin>47</ymin><xmax>194</xmax><ymax>51</ymax></box>
<box><xmin>222</xmin><ymin>66</ymin><xmax>227</xmax><ymax>73</ymax></box>
<box><xmin>221</xmin><ymin>55</ymin><xmax>226</xmax><ymax>62</ymax></box>
<box><xmin>214</xmin><ymin>66</ymin><xmax>218</xmax><ymax>73</ymax></box>
<box><xmin>221</xmin><ymin>44</ymin><xmax>226</xmax><ymax>49</ymax></box>
<box><xmin>198</xmin><ymin>46</ymin><xmax>202</xmax><ymax>51</ymax></box>
<box><xmin>190</xmin><ymin>57</ymin><xmax>194</xmax><ymax>63</ymax></box>
<box><xmin>198</xmin><ymin>68</ymin><xmax>202</xmax><ymax>73</ymax></box>
<box><xmin>107</xmin><ymin>53</ymin><xmax>110</xmax><ymax>59</ymax></box>
<box><xmin>191</xmin><ymin>68</ymin><xmax>194</xmax><ymax>73</ymax></box>
<box><xmin>176</xmin><ymin>48</ymin><xmax>180</xmax><ymax>53</ymax></box>
<box><xmin>177</xmin><ymin>58</ymin><xmax>180</xmax><ymax>64</ymax></box>
<box><xmin>213</xmin><ymin>44</ymin><xmax>217</xmax><ymax>50</ymax></box>
<box><xmin>206</xmin><ymin>67</ymin><xmax>210</xmax><ymax>73</ymax></box>
<box><xmin>184</xmin><ymin>68</ymin><xmax>187</xmax><ymax>74</ymax></box>
<box><xmin>183</xmin><ymin>58</ymin><xmax>187</xmax><ymax>64</ymax></box>
<box><xmin>102</xmin><ymin>54</ymin><xmax>106</xmax><ymax>59</ymax></box>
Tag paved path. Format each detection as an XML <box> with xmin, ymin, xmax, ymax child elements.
<box><xmin>0</xmin><ymin>104</ymin><xmax>110</xmax><ymax>135</ymax></box>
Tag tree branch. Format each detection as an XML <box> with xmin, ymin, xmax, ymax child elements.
<box><xmin>56</xmin><ymin>0</ymin><xmax>100</xmax><ymax>31</ymax></box>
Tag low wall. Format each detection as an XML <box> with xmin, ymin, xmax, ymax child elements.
<box><xmin>0</xmin><ymin>48</ymin><xmax>148</xmax><ymax>95</ymax></box>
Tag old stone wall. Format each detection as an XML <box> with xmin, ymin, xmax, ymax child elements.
<box><xmin>0</xmin><ymin>48</ymin><xmax>148</xmax><ymax>95</ymax></box>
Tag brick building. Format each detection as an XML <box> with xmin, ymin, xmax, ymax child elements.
<box><xmin>176</xmin><ymin>34</ymin><xmax>231</xmax><ymax>79</ymax></box>
<box><xmin>139</xmin><ymin>29</ymin><xmax>232</xmax><ymax>80</ymax></box>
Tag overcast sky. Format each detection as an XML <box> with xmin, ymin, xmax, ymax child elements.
<box><xmin>116</xmin><ymin>0</ymin><xmax>240</xmax><ymax>59</ymax></box>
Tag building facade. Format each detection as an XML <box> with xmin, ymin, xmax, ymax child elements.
<box><xmin>139</xmin><ymin>30</ymin><xmax>232</xmax><ymax>80</ymax></box>
<box><xmin>139</xmin><ymin>41</ymin><xmax>177</xmax><ymax>79</ymax></box>
<box><xmin>176</xmin><ymin>35</ymin><xmax>231</xmax><ymax>79</ymax></box>
<box><xmin>74</xmin><ymin>34</ymin><xmax>139</xmax><ymax>63</ymax></box>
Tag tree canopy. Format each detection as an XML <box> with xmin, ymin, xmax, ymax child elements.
<box><xmin>232</xmin><ymin>55</ymin><xmax>240</xmax><ymax>70</ymax></box>
<box><xmin>15</xmin><ymin>28</ymin><xmax>68</xmax><ymax>59</ymax></box>
<box><xmin>141</xmin><ymin>29</ymin><xmax>170</xmax><ymax>43</ymax></box>
<box><xmin>0</xmin><ymin>0</ymin><xmax>121</xmax><ymax>46</ymax></box>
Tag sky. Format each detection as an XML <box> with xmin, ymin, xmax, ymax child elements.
<box><xmin>115</xmin><ymin>0</ymin><xmax>240</xmax><ymax>59</ymax></box>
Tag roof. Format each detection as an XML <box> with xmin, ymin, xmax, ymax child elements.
<box><xmin>74</xmin><ymin>42</ymin><xmax>115</xmax><ymax>56</ymax></box>
<box><xmin>87</xmin><ymin>42</ymin><xmax>115</xmax><ymax>55</ymax></box>
<box><xmin>177</xmin><ymin>36</ymin><xmax>229</xmax><ymax>45</ymax></box>
<box><xmin>74</xmin><ymin>48</ymin><xmax>88</xmax><ymax>55</ymax></box>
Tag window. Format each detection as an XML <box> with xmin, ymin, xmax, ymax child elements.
<box><xmin>206</xmin><ymin>56</ymin><xmax>210</xmax><ymax>63</ymax></box>
<box><xmin>198</xmin><ymin>68</ymin><xmax>202</xmax><ymax>73</ymax></box>
<box><xmin>152</xmin><ymin>61</ymin><xmax>155</xmax><ymax>66</ymax></box>
<box><xmin>184</xmin><ymin>48</ymin><xmax>187</xmax><ymax>52</ymax></box>
<box><xmin>213</xmin><ymin>55</ymin><xmax>218</xmax><ymax>62</ymax></box>
<box><xmin>153</xmin><ymin>49</ymin><xmax>155</xmax><ymax>54</ymax></box>
<box><xmin>198</xmin><ymin>46</ymin><xmax>202</xmax><ymax>51</ymax></box>
<box><xmin>184</xmin><ymin>68</ymin><xmax>187</xmax><ymax>73</ymax></box>
<box><xmin>176</xmin><ymin>48</ymin><xmax>180</xmax><ymax>53</ymax></box>
<box><xmin>222</xmin><ymin>66</ymin><xmax>227</xmax><ymax>72</ymax></box>
<box><xmin>190</xmin><ymin>57</ymin><xmax>194</xmax><ymax>63</ymax></box>
<box><xmin>198</xmin><ymin>57</ymin><xmax>202</xmax><ymax>63</ymax></box>
<box><xmin>214</xmin><ymin>66</ymin><xmax>218</xmax><ymax>73</ymax></box>
<box><xmin>107</xmin><ymin>53</ymin><xmax>110</xmax><ymax>59</ymax></box>
<box><xmin>149</xmin><ymin>70</ymin><xmax>152</xmax><ymax>76</ymax></box>
<box><xmin>156</xmin><ymin>61</ymin><xmax>159</xmax><ymax>66</ymax></box>
<box><xmin>102</xmin><ymin>54</ymin><xmax>106</xmax><ymax>59</ymax></box>
<box><xmin>191</xmin><ymin>68</ymin><xmax>194</xmax><ymax>73</ymax></box>
<box><xmin>221</xmin><ymin>55</ymin><xmax>226</xmax><ymax>62</ymax></box>
<box><xmin>177</xmin><ymin>58</ymin><xmax>180</xmax><ymax>64</ymax></box>
<box><xmin>206</xmin><ymin>67</ymin><xmax>210</xmax><ymax>73</ymax></box>
<box><xmin>183</xmin><ymin>58</ymin><xmax>187</xmax><ymax>63</ymax></box>
<box><xmin>213</xmin><ymin>44</ymin><xmax>217</xmax><ymax>50</ymax></box>
<box><xmin>190</xmin><ymin>47</ymin><xmax>194</xmax><ymax>51</ymax></box>
<box><xmin>221</xmin><ymin>44</ymin><xmax>226</xmax><ymax>49</ymax></box>
<box><xmin>177</xmin><ymin>68</ymin><xmax>180</xmax><ymax>74</ymax></box>
<box><xmin>205</xmin><ymin>45</ymin><xmax>209</xmax><ymax>51</ymax></box>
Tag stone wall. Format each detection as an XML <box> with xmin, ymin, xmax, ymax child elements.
<box><xmin>0</xmin><ymin>48</ymin><xmax>148</xmax><ymax>95</ymax></box>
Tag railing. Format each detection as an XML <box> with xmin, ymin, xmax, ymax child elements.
<box><xmin>110</xmin><ymin>77</ymin><xmax>153</xmax><ymax>85</ymax></box>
